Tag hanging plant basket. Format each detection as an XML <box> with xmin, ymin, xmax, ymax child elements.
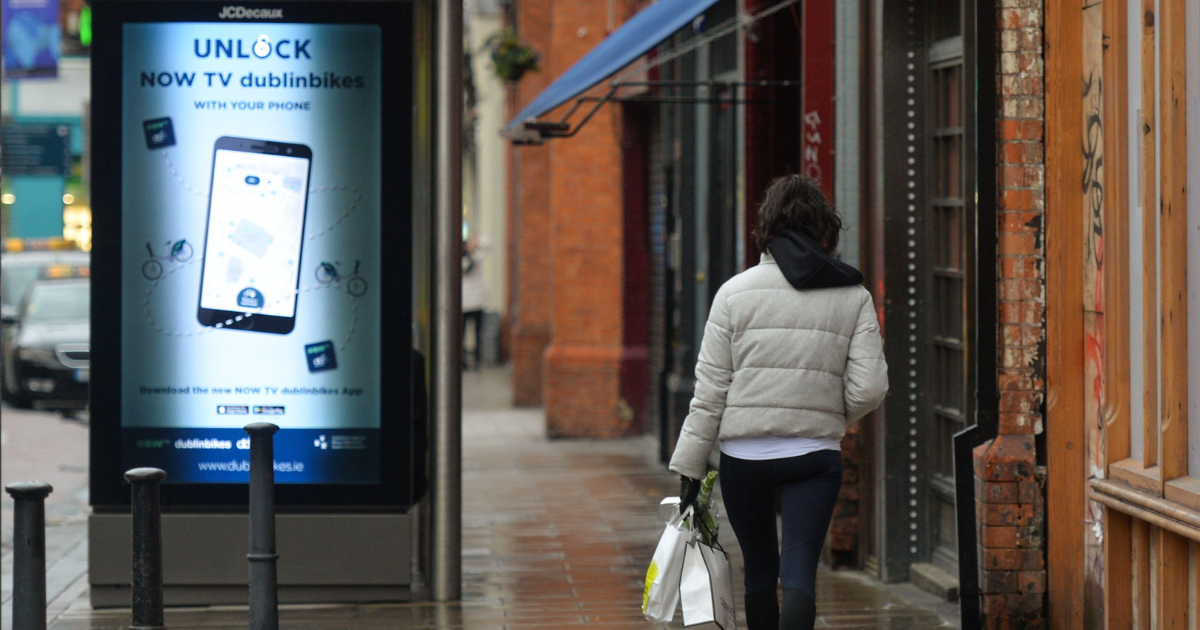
<box><xmin>486</xmin><ymin>28</ymin><xmax>540</xmax><ymax>83</ymax></box>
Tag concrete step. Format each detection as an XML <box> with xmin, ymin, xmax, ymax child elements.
<box><xmin>910</xmin><ymin>561</ymin><xmax>961</xmax><ymax>601</ymax></box>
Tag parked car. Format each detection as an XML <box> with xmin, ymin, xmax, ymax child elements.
<box><xmin>3</xmin><ymin>278</ymin><xmax>90</xmax><ymax>409</ymax></box>
<box><xmin>1</xmin><ymin>249</ymin><xmax>90</xmax><ymax>323</ymax></box>
<box><xmin>1</xmin><ymin>249</ymin><xmax>89</xmax><ymax>405</ymax></box>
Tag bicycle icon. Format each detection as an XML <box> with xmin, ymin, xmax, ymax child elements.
<box><xmin>142</xmin><ymin>240</ymin><xmax>194</xmax><ymax>280</ymax></box>
<box><xmin>315</xmin><ymin>260</ymin><xmax>367</xmax><ymax>298</ymax></box>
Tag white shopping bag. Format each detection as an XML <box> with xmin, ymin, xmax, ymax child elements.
<box><xmin>679</xmin><ymin>539</ymin><xmax>737</xmax><ymax>629</ymax></box>
<box><xmin>643</xmin><ymin>507</ymin><xmax>694</xmax><ymax>623</ymax></box>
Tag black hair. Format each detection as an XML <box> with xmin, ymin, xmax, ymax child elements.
<box><xmin>753</xmin><ymin>174</ymin><xmax>843</xmax><ymax>254</ymax></box>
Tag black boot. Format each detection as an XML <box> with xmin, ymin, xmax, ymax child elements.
<box><xmin>743</xmin><ymin>588</ymin><xmax>779</xmax><ymax>630</ymax></box>
<box><xmin>779</xmin><ymin>588</ymin><xmax>816</xmax><ymax>630</ymax></box>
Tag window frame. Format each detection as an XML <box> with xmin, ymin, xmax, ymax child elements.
<box><xmin>1107</xmin><ymin>0</ymin><xmax>1195</xmax><ymax>510</ymax></box>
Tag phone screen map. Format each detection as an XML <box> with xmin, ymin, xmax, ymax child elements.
<box><xmin>200</xmin><ymin>149</ymin><xmax>310</xmax><ymax>317</ymax></box>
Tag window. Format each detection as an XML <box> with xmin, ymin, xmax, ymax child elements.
<box><xmin>1113</xmin><ymin>0</ymin><xmax>1198</xmax><ymax>493</ymax></box>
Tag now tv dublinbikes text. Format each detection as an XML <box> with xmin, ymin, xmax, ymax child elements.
<box><xmin>122</xmin><ymin>428</ymin><xmax>380</xmax><ymax>484</ymax></box>
<box><xmin>139</xmin><ymin>71</ymin><xmax>365</xmax><ymax>89</ymax></box>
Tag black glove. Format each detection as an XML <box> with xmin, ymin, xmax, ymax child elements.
<box><xmin>680</xmin><ymin>475</ymin><xmax>701</xmax><ymax>510</ymax></box>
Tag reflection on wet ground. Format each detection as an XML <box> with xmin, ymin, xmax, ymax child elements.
<box><xmin>50</xmin><ymin>572</ymin><xmax>953</xmax><ymax>629</ymax></box>
<box><xmin>44</xmin><ymin>369</ymin><xmax>954</xmax><ymax>629</ymax></box>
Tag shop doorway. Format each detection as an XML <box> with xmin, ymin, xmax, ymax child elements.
<box><xmin>878</xmin><ymin>0</ymin><xmax>973</xmax><ymax>592</ymax></box>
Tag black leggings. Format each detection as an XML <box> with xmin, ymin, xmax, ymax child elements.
<box><xmin>719</xmin><ymin>449</ymin><xmax>843</xmax><ymax>597</ymax></box>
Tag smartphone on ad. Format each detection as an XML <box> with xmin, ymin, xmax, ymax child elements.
<box><xmin>197</xmin><ymin>137</ymin><xmax>312</xmax><ymax>334</ymax></box>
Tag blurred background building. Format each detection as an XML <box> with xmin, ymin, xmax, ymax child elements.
<box><xmin>1</xmin><ymin>0</ymin><xmax>92</xmax><ymax>249</ymax></box>
<box><xmin>462</xmin><ymin>0</ymin><xmax>509</xmax><ymax>368</ymax></box>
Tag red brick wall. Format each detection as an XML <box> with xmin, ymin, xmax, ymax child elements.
<box><xmin>507</xmin><ymin>0</ymin><xmax>636</xmax><ymax>436</ymax></box>
<box><xmin>509</xmin><ymin>0</ymin><xmax>553</xmax><ymax>407</ymax></box>
<box><xmin>974</xmin><ymin>1</ymin><xmax>1047</xmax><ymax>627</ymax></box>
<box><xmin>542</xmin><ymin>0</ymin><xmax>630</xmax><ymax>438</ymax></box>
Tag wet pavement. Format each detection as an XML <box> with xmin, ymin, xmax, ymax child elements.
<box><xmin>4</xmin><ymin>369</ymin><xmax>957</xmax><ymax>629</ymax></box>
<box><xmin>1</xmin><ymin>405</ymin><xmax>93</xmax><ymax>627</ymax></box>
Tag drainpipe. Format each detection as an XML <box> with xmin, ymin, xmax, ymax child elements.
<box><xmin>953</xmin><ymin>0</ymin><xmax>998</xmax><ymax>627</ymax></box>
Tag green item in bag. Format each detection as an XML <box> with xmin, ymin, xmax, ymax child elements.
<box><xmin>694</xmin><ymin>470</ymin><xmax>720</xmax><ymax>545</ymax></box>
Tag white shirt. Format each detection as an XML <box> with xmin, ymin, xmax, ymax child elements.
<box><xmin>719</xmin><ymin>435</ymin><xmax>842</xmax><ymax>461</ymax></box>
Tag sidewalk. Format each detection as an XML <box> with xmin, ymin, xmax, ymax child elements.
<box><xmin>7</xmin><ymin>368</ymin><xmax>957</xmax><ymax>628</ymax></box>
<box><xmin>1</xmin><ymin>407</ymin><xmax>93</xmax><ymax>628</ymax></box>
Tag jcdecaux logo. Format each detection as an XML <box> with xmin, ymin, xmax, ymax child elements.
<box><xmin>194</xmin><ymin>35</ymin><xmax>311</xmax><ymax>59</ymax></box>
<box><xmin>217</xmin><ymin>5</ymin><xmax>283</xmax><ymax>19</ymax></box>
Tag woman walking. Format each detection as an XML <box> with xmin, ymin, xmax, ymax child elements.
<box><xmin>669</xmin><ymin>175</ymin><xmax>888</xmax><ymax>630</ymax></box>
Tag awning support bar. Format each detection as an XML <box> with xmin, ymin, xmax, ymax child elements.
<box><xmin>509</xmin><ymin>80</ymin><xmax>799</xmax><ymax>144</ymax></box>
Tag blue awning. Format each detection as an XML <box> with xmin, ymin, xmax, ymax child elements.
<box><xmin>505</xmin><ymin>0</ymin><xmax>720</xmax><ymax>132</ymax></box>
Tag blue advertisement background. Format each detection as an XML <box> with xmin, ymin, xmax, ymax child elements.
<box><xmin>124</xmin><ymin>428</ymin><xmax>379</xmax><ymax>484</ymax></box>
<box><xmin>120</xmin><ymin>23</ymin><xmax>383</xmax><ymax>484</ymax></box>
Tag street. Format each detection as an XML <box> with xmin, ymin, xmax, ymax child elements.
<box><xmin>0</xmin><ymin>370</ymin><xmax>956</xmax><ymax>628</ymax></box>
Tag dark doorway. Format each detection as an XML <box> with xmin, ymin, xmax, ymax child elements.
<box><xmin>621</xmin><ymin>103</ymin><xmax>654</xmax><ymax>435</ymax></box>
<box><xmin>878</xmin><ymin>0</ymin><xmax>973</xmax><ymax>590</ymax></box>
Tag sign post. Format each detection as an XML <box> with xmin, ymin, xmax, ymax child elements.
<box><xmin>432</xmin><ymin>0</ymin><xmax>463</xmax><ymax>603</ymax></box>
<box><xmin>88</xmin><ymin>0</ymin><xmax>422</xmax><ymax>605</ymax></box>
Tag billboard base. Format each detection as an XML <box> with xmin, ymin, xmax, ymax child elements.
<box><xmin>88</xmin><ymin>511</ymin><xmax>416</xmax><ymax>608</ymax></box>
<box><xmin>88</xmin><ymin>584</ymin><xmax>415</xmax><ymax>608</ymax></box>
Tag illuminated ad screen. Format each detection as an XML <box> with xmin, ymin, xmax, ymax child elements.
<box><xmin>90</xmin><ymin>2</ymin><xmax>413</xmax><ymax>506</ymax></box>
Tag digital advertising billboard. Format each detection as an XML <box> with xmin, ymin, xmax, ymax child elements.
<box><xmin>90</xmin><ymin>1</ymin><xmax>415</xmax><ymax>508</ymax></box>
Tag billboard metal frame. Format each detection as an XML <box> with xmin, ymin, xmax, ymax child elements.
<box><xmin>89</xmin><ymin>0</ymin><xmax>417</xmax><ymax>511</ymax></box>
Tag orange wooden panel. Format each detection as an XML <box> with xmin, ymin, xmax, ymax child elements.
<box><xmin>1045</xmin><ymin>0</ymin><xmax>1087</xmax><ymax>625</ymax></box>
<box><xmin>1140</xmin><ymin>0</ymin><xmax>1159</xmax><ymax>470</ymax></box>
<box><xmin>1105</xmin><ymin>509</ymin><xmax>1133</xmax><ymax>629</ymax></box>
<box><xmin>1132</xmin><ymin>518</ymin><xmax>1150</xmax><ymax>630</ymax></box>
<box><xmin>1156</xmin><ymin>527</ymin><xmax>1189</xmax><ymax>629</ymax></box>
<box><xmin>1111</xmin><ymin>458</ymin><xmax>1164</xmax><ymax>496</ymax></box>
<box><xmin>1164</xmin><ymin>476</ymin><xmax>1200</xmax><ymax>512</ymax></box>
<box><xmin>1158</xmin><ymin>0</ymin><xmax>1188</xmax><ymax>484</ymax></box>
<box><xmin>1102</xmin><ymin>0</ymin><xmax>1131</xmax><ymax>466</ymax></box>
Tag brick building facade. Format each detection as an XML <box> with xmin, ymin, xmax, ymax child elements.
<box><xmin>507</xmin><ymin>0</ymin><xmax>552</xmax><ymax>407</ymax></box>
<box><xmin>506</xmin><ymin>0</ymin><xmax>646</xmax><ymax>437</ymax></box>
<box><xmin>538</xmin><ymin>0</ymin><xmax>627</xmax><ymax>437</ymax></box>
<box><xmin>973</xmin><ymin>1</ymin><xmax>1048</xmax><ymax>626</ymax></box>
<box><xmin>503</xmin><ymin>0</ymin><xmax>1060</xmax><ymax>626</ymax></box>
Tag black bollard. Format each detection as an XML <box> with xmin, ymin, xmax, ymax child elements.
<box><xmin>125</xmin><ymin>468</ymin><xmax>167</xmax><ymax>630</ymax></box>
<box><xmin>244</xmin><ymin>422</ymin><xmax>279</xmax><ymax>630</ymax></box>
<box><xmin>6</xmin><ymin>481</ymin><xmax>53</xmax><ymax>630</ymax></box>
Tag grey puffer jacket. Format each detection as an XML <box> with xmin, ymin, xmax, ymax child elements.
<box><xmin>668</xmin><ymin>235</ymin><xmax>889</xmax><ymax>480</ymax></box>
